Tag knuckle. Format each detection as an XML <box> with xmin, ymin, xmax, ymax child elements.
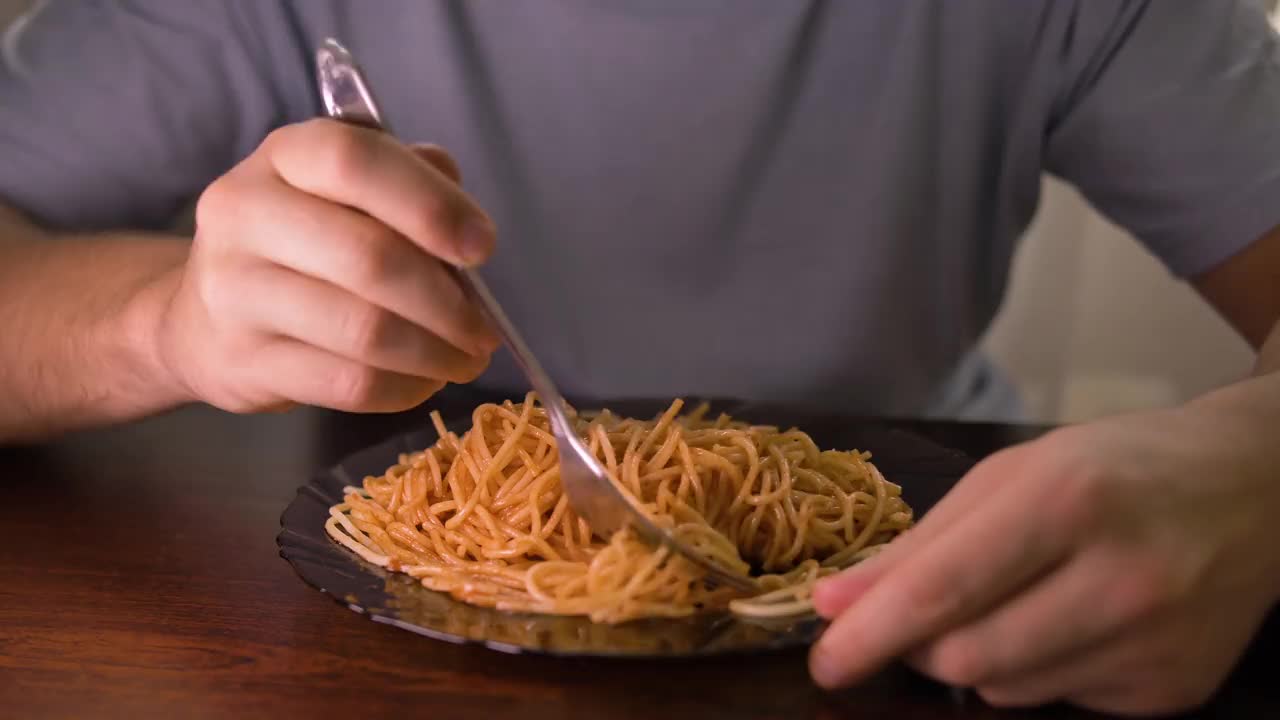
<box><xmin>217</xmin><ymin>392</ymin><xmax>266</xmax><ymax>416</ymax></box>
<box><xmin>195</xmin><ymin>176</ymin><xmax>239</xmax><ymax>236</ymax></box>
<box><xmin>340</xmin><ymin>304</ymin><xmax>395</xmax><ymax>358</ymax></box>
<box><xmin>313</xmin><ymin>122</ymin><xmax>373</xmax><ymax>186</ymax></box>
<box><xmin>263</xmin><ymin>120</ymin><xmax>306</xmax><ymax>148</ymax></box>
<box><xmin>195</xmin><ymin>265</ymin><xmax>237</xmax><ymax>314</ymax></box>
<box><xmin>901</xmin><ymin>575</ymin><xmax>953</xmax><ymax>626</ymax></box>
<box><xmin>333</xmin><ymin>364</ymin><xmax>381</xmax><ymax>410</ymax></box>
<box><xmin>1043</xmin><ymin>445</ymin><xmax>1107</xmax><ymax>536</ymax></box>
<box><xmin>341</xmin><ymin>226</ymin><xmax>401</xmax><ymax>289</ymax></box>
<box><xmin>928</xmin><ymin>637</ymin><xmax>991</xmax><ymax>687</ymax></box>
<box><xmin>1048</xmin><ymin>482</ymin><xmax>1096</xmax><ymax>540</ymax></box>
<box><xmin>1108</xmin><ymin>557</ymin><xmax>1177</xmax><ymax>622</ymax></box>
<box><xmin>422</xmin><ymin>145</ymin><xmax>462</xmax><ymax>182</ymax></box>
<box><xmin>285</xmin><ymin>117</ymin><xmax>343</xmax><ymax>146</ymax></box>
<box><xmin>259</xmin><ymin>125</ymin><xmax>290</xmax><ymax>158</ymax></box>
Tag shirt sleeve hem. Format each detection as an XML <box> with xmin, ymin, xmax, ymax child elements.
<box><xmin>1151</xmin><ymin>173</ymin><xmax>1280</xmax><ymax>279</ymax></box>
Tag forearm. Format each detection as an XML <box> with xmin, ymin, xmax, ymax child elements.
<box><xmin>0</xmin><ymin>206</ymin><xmax>191</xmax><ymax>443</ymax></box>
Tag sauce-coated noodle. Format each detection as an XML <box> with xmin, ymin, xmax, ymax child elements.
<box><xmin>326</xmin><ymin>395</ymin><xmax>913</xmax><ymax>623</ymax></box>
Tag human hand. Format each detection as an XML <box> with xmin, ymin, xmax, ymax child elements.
<box><xmin>808</xmin><ymin>399</ymin><xmax>1280</xmax><ymax>715</ymax></box>
<box><xmin>157</xmin><ymin>119</ymin><xmax>499</xmax><ymax>414</ymax></box>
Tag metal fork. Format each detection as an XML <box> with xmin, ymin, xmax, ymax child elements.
<box><xmin>315</xmin><ymin>38</ymin><xmax>755</xmax><ymax>592</ymax></box>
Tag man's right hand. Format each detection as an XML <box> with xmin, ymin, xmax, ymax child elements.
<box><xmin>157</xmin><ymin>119</ymin><xmax>500</xmax><ymax>414</ymax></box>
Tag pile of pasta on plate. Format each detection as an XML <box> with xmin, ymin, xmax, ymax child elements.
<box><xmin>327</xmin><ymin>394</ymin><xmax>914</xmax><ymax>623</ymax></box>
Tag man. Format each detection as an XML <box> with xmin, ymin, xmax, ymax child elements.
<box><xmin>2</xmin><ymin>1</ymin><xmax>1278</xmax><ymax>713</ymax></box>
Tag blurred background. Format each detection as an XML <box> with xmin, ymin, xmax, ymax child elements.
<box><xmin>2</xmin><ymin>0</ymin><xmax>1272</xmax><ymax>425</ymax></box>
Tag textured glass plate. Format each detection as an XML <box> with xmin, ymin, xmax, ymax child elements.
<box><xmin>277</xmin><ymin>399</ymin><xmax>974</xmax><ymax>658</ymax></box>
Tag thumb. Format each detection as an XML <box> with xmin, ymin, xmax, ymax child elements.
<box><xmin>410</xmin><ymin>142</ymin><xmax>463</xmax><ymax>185</ymax></box>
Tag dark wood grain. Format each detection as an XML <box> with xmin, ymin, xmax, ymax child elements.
<box><xmin>1</xmin><ymin>392</ymin><xmax>1277</xmax><ymax>720</ymax></box>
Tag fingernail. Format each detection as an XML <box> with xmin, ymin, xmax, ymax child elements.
<box><xmin>459</xmin><ymin>218</ymin><xmax>494</xmax><ymax>266</ymax></box>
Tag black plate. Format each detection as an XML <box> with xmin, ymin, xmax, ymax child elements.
<box><xmin>277</xmin><ymin>399</ymin><xmax>974</xmax><ymax>658</ymax></box>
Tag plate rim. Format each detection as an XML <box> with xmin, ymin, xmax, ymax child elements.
<box><xmin>276</xmin><ymin>400</ymin><xmax>974</xmax><ymax>658</ymax></box>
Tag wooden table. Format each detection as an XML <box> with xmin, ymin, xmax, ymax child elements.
<box><xmin>2</xmin><ymin>394</ymin><xmax>1278</xmax><ymax>719</ymax></box>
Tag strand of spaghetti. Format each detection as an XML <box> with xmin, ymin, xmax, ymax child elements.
<box><xmin>634</xmin><ymin>399</ymin><xmax>683</xmax><ymax>459</ymax></box>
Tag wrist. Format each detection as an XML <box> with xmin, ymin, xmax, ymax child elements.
<box><xmin>1182</xmin><ymin>376</ymin><xmax>1280</xmax><ymax>604</ymax></box>
<box><xmin>115</xmin><ymin>262</ymin><xmax>197</xmax><ymax>412</ymax></box>
<box><xmin>1184</xmin><ymin>370</ymin><xmax>1280</xmax><ymax>428</ymax></box>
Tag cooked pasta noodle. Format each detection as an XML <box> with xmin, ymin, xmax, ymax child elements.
<box><xmin>325</xmin><ymin>394</ymin><xmax>913</xmax><ymax>623</ymax></box>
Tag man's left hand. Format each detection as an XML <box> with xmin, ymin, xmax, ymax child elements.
<box><xmin>808</xmin><ymin>398</ymin><xmax>1280</xmax><ymax>715</ymax></box>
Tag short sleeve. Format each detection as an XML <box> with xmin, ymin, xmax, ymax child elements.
<box><xmin>0</xmin><ymin>0</ymin><xmax>313</xmax><ymax>232</ymax></box>
<box><xmin>1044</xmin><ymin>0</ymin><xmax>1280</xmax><ymax>278</ymax></box>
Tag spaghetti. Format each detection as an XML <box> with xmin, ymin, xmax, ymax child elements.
<box><xmin>326</xmin><ymin>395</ymin><xmax>913</xmax><ymax>624</ymax></box>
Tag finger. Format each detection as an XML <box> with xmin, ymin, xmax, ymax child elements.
<box><xmin>267</xmin><ymin>119</ymin><xmax>496</xmax><ymax>266</ymax></box>
<box><xmin>224</xmin><ymin>178</ymin><xmax>498</xmax><ymax>356</ymax></box>
<box><xmin>913</xmin><ymin>528</ymin><xmax>1248</xmax><ymax>696</ymax></box>
<box><xmin>221</xmin><ymin>263</ymin><xmax>490</xmax><ymax>384</ymax></box>
<box><xmin>250</xmin><ymin>338</ymin><xmax>445</xmax><ymax>413</ymax></box>
<box><xmin>1067</xmin><ymin>683</ymin><xmax>1208</xmax><ymax>718</ymax></box>
<box><xmin>411</xmin><ymin>143</ymin><xmax>462</xmax><ymax>184</ymax></box>
<box><xmin>908</xmin><ymin>552</ymin><xmax>1128</xmax><ymax>689</ymax></box>
<box><xmin>808</xmin><ymin>468</ymin><xmax>1069</xmax><ymax>689</ymax></box>
<box><xmin>812</xmin><ymin>445</ymin><xmax>1030</xmax><ymax>618</ymax></box>
<box><xmin>909</xmin><ymin>540</ymin><xmax>1190</xmax><ymax>692</ymax></box>
<box><xmin>971</xmin><ymin>629</ymin><xmax>1147</xmax><ymax>710</ymax></box>
<box><xmin>974</xmin><ymin>652</ymin><xmax>1122</xmax><ymax>709</ymax></box>
<box><xmin>1017</xmin><ymin>598</ymin><xmax>1260</xmax><ymax>715</ymax></box>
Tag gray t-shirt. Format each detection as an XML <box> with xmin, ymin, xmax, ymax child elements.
<box><xmin>3</xmin><ymin>1</ymin><xmax>1280</xmax><ymax>420</ymax></box>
